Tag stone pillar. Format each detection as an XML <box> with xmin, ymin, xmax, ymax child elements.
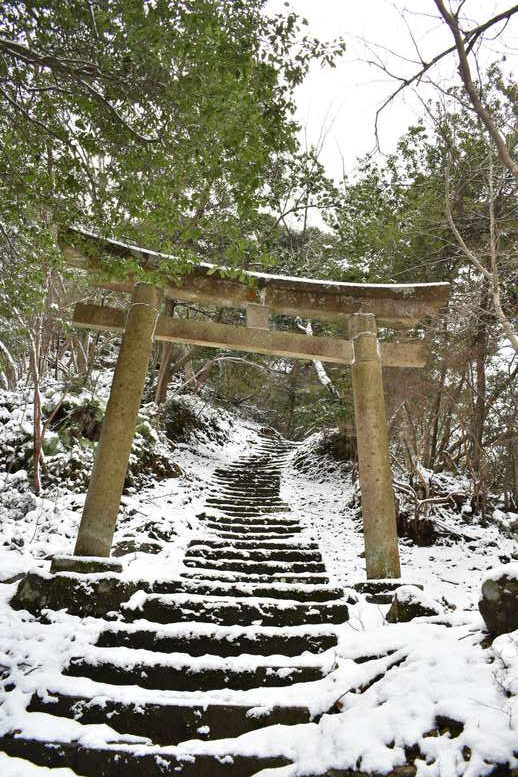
<box><xmin>74</xmin><ymin>283</ymin><xmax>161</xmax><ymax>557</ymax></box>
<box><xmin>350</xmin><ymin>312</ymin><xmax>401</xmax><ymax>579</ymax></box>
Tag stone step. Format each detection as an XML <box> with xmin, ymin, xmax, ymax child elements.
<box><xmin>209</xmin><ymin>483</ymin><xmax>283</xmax><ymax>489</ymax></box>
<box><xmin>207</xmin><ymin>502</ymin><xmax>285</xmax><ymax>510</ymax></box>
<box><xmin>211</xmin><ymin>484</ymin><xmax>280</xmax><ymax>494</ymax></box>
<box><xmin>180</xmin><ymin>569</ymin><xmax>331</xmax><ymax>585</ymax></box>
<box><xmin>218</xmin><ymin>464</ymin><xmax>281</xmax><ymax>473</ymax></box>
<box><xmin>184</xmin><ymin>546</ymin><xmax>322</xmax><ymax>563</ymax></box>
<box><xmin>212</xmin><ymin>475</ymin><xmax>280</xmax><ymax>485</ymax></box>
<box><xmin>210</xmin><ymin>485</ymin><xmax>280</xmax><ymax>494</ymax></box>
<box><xmin>0</xmin><ymin>734</ymin><xmax>289</xmax><ymax>777</ymax></box>
<box><xmin>28</xmin><ymin>690</ymin><xmax>312</xmax><ymax>745</ymax></box>
<box><xmin>193</xmin><ymin>538</ymin><xmax>319</xmax><ymax>551</ymax></box>
<box><xmin>207</xmin><ymin>508</ymin><xmax>292</xmax><ymax>518</ymax></box>
<box><xmin>121</xmin><ymin>592</ymin><xmax>347</xmax><ymax>627</ymax></box>
<box><xmin>206</xmin><ymin>495</ymin><xmax>287</xmax><ymax>503</ymax></box>
<box><xmin>146</xmin><ymin>577</ymin><xmax>339</xmax><ymax>602</ymax></box>
<box><xmin>153</xmin><ymin>578</ymin><xmax>342</xmax><ymax>602</ymax></box>
<box><xmin>256</xmin><ymin>447</ymin><xmax>293</xmax><ymax>453</ymax></box>
<box><xmin>96</xmin><ymin>623</ymin><xmax>338</xmax><ymax>656</ymax></box>
<box><xmin>203</xmin><ymin>510</ymin><xmax>293</xmax><ymax>519</ymax></box>
<box><xmin>207</xmin><ymin>489</ymin><xmax>282</xmax><ymax>495</ymax></box>
<box><xmin>218</xmin><ymin>474</ymin><xmax>282</xmax><ymax>482</ymax></box>
<box><xmin>209</xmin><ymin>497</ymin><xmax>282</xmax><ymax>505</ymax></box>
<box><xmin>65</xmin><ymin>651</ymin><xmax>330</xmax><ymax>691</ymax></box>
<box><xmin>205</xmin><ymin>500</ymin><xmax>289</xmax><ymax>510</ymax></box>
<box><xmin>207</xmin><ymin>529</ymin><xmax>301</xmax><ymax>542</ymax></box>
<box><xmin>204</xmin><ymin>521</ymin><xmax>302</xmax><ymax>535</ymax></box>
<box><xmin>209</xmin><ymin>485</ymin><xmax>281</xmax><ymax>495</ymax></box>
<box><xmin>214</xmin><ymin>466</ymin><xmax>279</xmax><ymax>471</ymax></box>
<box><xmin>199</xmin><ymin>513</ymin><xmax>299</xmax><ymax>527</ymax></box>
<box><xmin>183</xmin><ymin>558</ymin><xmax>325</xmax><ymax>575</ymax></box>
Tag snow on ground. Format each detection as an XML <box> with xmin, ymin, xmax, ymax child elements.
<box><xmin>0</xmin><ymin>398</ymin><xmax>517</xmax><ymax>776</ymax></box>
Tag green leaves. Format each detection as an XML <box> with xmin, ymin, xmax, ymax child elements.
<box><xmin>0</xmin><ymin>0</ymin><xmax>344</xmax><ymax>308</ymax></box>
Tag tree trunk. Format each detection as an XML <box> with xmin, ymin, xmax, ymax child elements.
<box><xmin>470</xmin><ymin>285</ymin><xmax>489</xmax><ymax>514</ymax></box>
<box><xmin>155</xmin><ymin>300</ymin><xmax>176</xmax><ymax>405</ymax></box>
<box><xmin>285</xmin><ymin>362</ymin><xmax>302</xmax><ymax>438</ymax></box>
<box><xmin>29</xmin><ymin>338</ymin><xmax>43</xmax><ymax>495</ymax></box>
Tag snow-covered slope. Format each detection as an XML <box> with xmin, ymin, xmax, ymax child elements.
<box><xmin>0</xmin><ymin>397</ymin><xmax>517</xmax><ymax>776</ymax></box>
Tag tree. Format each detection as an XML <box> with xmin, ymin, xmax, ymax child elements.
<box><xmin>363</xmin><ymin>0</ymin><xmax>518</xmax><ymax>352</ymax></box>
<box><xmin>330</xmin><ymin>85</ymin><xmax>517</xmax><ymax>512</ymax></box>
<box><xmin>0</xmin><ymin>0</ymin><xmax>344</xmax><ymax>297</ymax></box>
<box><xmin>0</xmin><ymin>0</ymin><xmax>346</xmax><ymax>490</ymax></box>
<box><xmin>432</xmin><ymin>0</ymin><xmax>518</xmax><ymax>181</ymax></box>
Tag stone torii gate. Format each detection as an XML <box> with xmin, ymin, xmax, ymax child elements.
<box><xmin>59</xmin><ymin>228</ymin><xmax>449</xmax><ymax>580</ymax></box>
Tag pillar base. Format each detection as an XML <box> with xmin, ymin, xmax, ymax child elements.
<box><xmin>353</xmin><ymin>579</ymin><xmax>423</xmax><ymax>604</ymax></box>
<box><xmin>50</xmin><ymin>555</ymin><xmax>123</xmax><ymax>575</ymax></box>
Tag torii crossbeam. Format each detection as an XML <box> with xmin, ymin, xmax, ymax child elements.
<box><xmin>60</xmin><ymin>227</ymin><xmax>449</xmax><ymax>580</ymax></box>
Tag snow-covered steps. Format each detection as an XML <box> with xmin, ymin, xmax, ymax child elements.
<box><xmin>203</xmin><ymin>521</ymin><xmax>303</xmax><ymax>536</ymax></box>
<box><xmin>27</xmin><ymin>688</ymin><xmax>312</xmax><ymax>745</ymax></box>
<box><xmin>211</xmin><ymin>478</ymin><xmax>281</xmax><ymax>489</ymax></box>
<box><xmin>204</xmin><ymin>505</ymin><xmax>292</xmax><ymax>516</ymax></box>
<box><xmin>183</xmin><ymin>558</ymin><xmax>325</xmax><ymax>574</ymax></box>
<box><xmin>95</xmin><ymin>622</ymin><xmax>338</xmax><ymax>656</ymax></box>
<box><xmin>209</xmin><ymin>485</ymin><xmax>281</xmax><ymax>496</ymax></box>
<box><xmin>64</xmin><ymin>645</ymin><xmax>334</xmax><ymax>690</ymax></box>
<box><xmin>120</xmin><ymin>591</ymin><xmax>348</xmax><ymax>627</ymax></box>
<box><xmin>194</xmin><ymin>537</ymin><xmax>320</xmax><ymax>550</ymax></box>
<box><xmin>206</xmin><ymin>492</ymin><xmax>287</xmax><ymax>501</ymax></box>
<box><xmin>181</xmin><ymin>568</ymin><xmax>331</xmax><ymax>585</ymax></box>
<box><xmin>5</xmin><ymin>431</ymin><xmax>349</xmax><ymax>774</ymax></box>
<box><xmin>158</xmin><ymin>578</ymin><xmax>343</xmax><ymax>602</ymax></box>
<box><xmin>185</xmin><ymin>544</ymin><xmax>322</xmax><ymax>563</ymax></box>
<box><xmin>0</xmin><ymin>733</ymin><xmax>290</xmax><ymax>777</ymax></box>
<box><xmin>199</xmin><ymin>513</ymin><xmax>298</xmax><ymax>526</ymax></box>
<box><xmin>206</xmin><ymin>495</ymin><xmax>284</xmax><ymax>505</ymax></box>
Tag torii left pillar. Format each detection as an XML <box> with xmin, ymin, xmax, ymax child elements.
<box><xmin>72</xmin><ymin>282</ymin><xmax>161</xmax><ymax>558</ymax></box>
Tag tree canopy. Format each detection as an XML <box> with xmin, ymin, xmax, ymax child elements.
<box><xmin>0</xmin><ymin>0</ymin><xmax>343</xmax><ymax>310</ymax></box>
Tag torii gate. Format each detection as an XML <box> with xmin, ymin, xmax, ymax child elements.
<box><xmin>59</xmin><ymin>227</ymin><xmax>449</xmax><ymax>580</ymax></box>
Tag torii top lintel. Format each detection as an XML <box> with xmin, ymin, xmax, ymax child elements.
<box><xmin>62</xmin><ymin>227</ymin><xmax>449</xmax><ymax>329</ymax></box>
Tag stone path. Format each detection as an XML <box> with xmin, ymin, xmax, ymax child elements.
<box><xmin>2</xmin><ymin>431</ymin><xmax>350</xmax><ymax>776</ymax></box>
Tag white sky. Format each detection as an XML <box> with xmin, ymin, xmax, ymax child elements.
<box><xmin>267</xmin><ymin>0</ymin><xmax>518</xmax><ymax>181</ymax></box>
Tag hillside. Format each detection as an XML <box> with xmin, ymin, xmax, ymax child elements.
<box><xmin>0</xmin><ymin>388</ymin><xmax>517</xmax><ymax>776</ymax></box>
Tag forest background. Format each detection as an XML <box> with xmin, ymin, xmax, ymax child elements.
<box><xmin>0</xmin><ymin>0</ymin><xmax>516</xmax><ymax>532</ymax></box>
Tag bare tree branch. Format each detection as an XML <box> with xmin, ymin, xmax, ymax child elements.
<box><xmin>433</xmin><ymin>0</ymin><xmax>518</xmax><ymax>180</ymax></box>
<box><xmin>373</xmin><ymin>3</ymin><xmax>518</xmax><ymax>152</ymax></box>
<box><xmin>445</xmin><ymin>161</ymin><xmax>518</xmax><ymax>354</ymax></box>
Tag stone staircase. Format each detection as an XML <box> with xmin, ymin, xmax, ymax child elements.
<box><xmin>3</xmin><ymin>431</ymin><xmax>349</xmax><ymax>776</ymax></box>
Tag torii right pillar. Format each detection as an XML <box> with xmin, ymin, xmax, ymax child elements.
<box><xmin>350</xmin><ymin>312</ymin><xmax>401</xmax><ymax>579</ymax></box>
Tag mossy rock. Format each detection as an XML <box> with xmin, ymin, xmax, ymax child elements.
<box><xmin>386</xmin><ymin>585</ymin><xmax>442</xmax><ymax>623</ymax></box>
<box><xmin>10</xmin><ymin>571</ymin><xmax>149</xmax><ymax>617</ymax></box>
<box><xmin>112</xmin><ymin>539</ymin><xmax>163</xmax><ymax>556</ymax></box>
<box><xmin>50</xmin><ymin>396</ymin><xmax>104</xmax><ymax>443</ymax></box>
<box><xmin>479</xmin><ymin>568</ymin><xmax>518</xmax><ymax>635</ymax></box>
<box><xmin>163</xmin><ymin>397</ymin><xmax>204</xmax><ymax>442</ymax></box>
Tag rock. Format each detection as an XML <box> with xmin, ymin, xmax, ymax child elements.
<box><xmin>51</xmin><ymin>555</ymin><xmax>123</xmax><ymax>574</ymax></box>
<box><xmin>354</xmin><ymin>579</ymin><xmax>423</xmax><ymax>605</ymax></box>
<box><xmin>386</xmin><ymin>585</ymin><xmax>442</xmax><ymax>623</ymax></box>
<box><xmin>479</xmin><ymin>563</ymin><xmax>518</xmax><ymax>635</ymax></box>
<box><xmin>112</xmin><ymin>540</ymin><xmax>162</xmax><ymax>556</ymax></box>
<box><xmin>10</xmin><ymin>571</ymin><xmax>147</xmax><ymax>617</ymax></box>
<box><xmin>492</xmin><ymin>509</ymin><xmax>518</xmax><ymax>539</ymax></box>
<box><xmin>397</xmin><ymin>512</ymin><xmax>436</xmax><ymax>546</ymax></box>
